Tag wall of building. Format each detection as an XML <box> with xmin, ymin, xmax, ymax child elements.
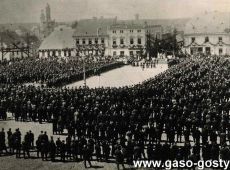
<box><xmin>184</xmin><ymin>33</ymin><xmax>230</xmax><ymax>55</ymax></box>
<box><xmin>39</xmin><ymin>49</ymin><xmax>75</xmax><ymax>58</ymax></box>
<box><xmin>107</xmin><ymin>27</ymin><xmax>145</xmax><ymax>57</ymax></box>
<box><xmin>73</xmin><ymin>24</ymin><xmax>163</xmax><ymax>57</ymax></box>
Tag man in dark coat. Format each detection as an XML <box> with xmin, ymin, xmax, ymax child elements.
<box><xmin>49</xmin><ymin>136</ymin><xmax>56</xmax><ymax>162</ymax></box>
<box><xmin>115</xmin><ymin>145</ymin><xmax>125</xmax><ymax>170</ymax></box>
<box><xmin>83</xmin><ymin>145</ymin><xmax>92</xmax><ymax>168</ymax></box>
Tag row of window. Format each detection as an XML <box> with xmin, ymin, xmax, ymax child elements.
<box><xmin>191</xmin><ymin>36</ymin><xmax>223</xmax><ymax>43</ymax></box>
<box><xmin>190</xmin><ymin>47</ymin><xmax>223</xmax><ymax>55</ymax></box>
<box><xmin>113</xmin><ymin>38</ymin><xmax>142</xmax><ymax>45</ymax></box>
<box><xmin>112</xmin><ymin>30</ymin><xmax>142</xmax><ymax>34</ymax></box>
<box><xmin>76</xmin><ymin>38</ymin><xmax>105</xmax><ymax>45</ymax></box>
<box><xmin>41</xmin><ymin>50</ymin><xmax>72</xmax><ymax>57</ymax></box>
<box><xmin>113</xmin><ymin>50</ymin><xmax>141</xmax><ymax>56</ymax></box>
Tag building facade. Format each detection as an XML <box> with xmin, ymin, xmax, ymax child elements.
<box><xmin>184</xmin><ymin>33</ymin><xmax>230</xmax><ymax>55</ymax></box>
<box><xmin>73</xmin><ymin>18</ymin><xmax>163</xmax><ymax>58</ymax></box>
<box><xmin>183</xmin><ymin>12</ymin><xmax>230</xmax><ymax>55</ymax></box>
<box><xmin>74</xmin><ymin>34</ymin><xmax>108</xmax><ymax>56</ymax></box>
<box><xmin>108</xmin><ymin>24</ymin><xmax>146</xmax><ymax>58</ymax></box>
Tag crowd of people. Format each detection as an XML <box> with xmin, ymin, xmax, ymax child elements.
<box><xmin>0</xmin><ymin>54</ymin><xmax>230</xmax><ymax>168</ymax></box>
<box><xmin>0</xmin><ymin>128</ymin><xmax>127</xmax><ymax>169</ymax></box>
<box><xmin>0</xmin><ymin>56</ymin><xmax>123</xmax><ymax>87</ymax></box>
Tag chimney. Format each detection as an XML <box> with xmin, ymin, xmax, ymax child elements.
<box><xmin>135</xmin><ymin>14</ymin><xmax>139</xmax><ymax>20</ymax></box>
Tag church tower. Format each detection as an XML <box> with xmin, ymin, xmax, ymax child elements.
<box><xmin>46</xmin><ymin>3</ymin><xmax>51</xmax><ymax>22</ymax></box>
<box><xmin>40</xmin><ymin>3</ymin><xmax>55</xmax><ymax>39</ymax></box>
<box><xmin>40</xmin><ymin>10</ymin><xmax>45</xmax><ymax>24</ymax></box>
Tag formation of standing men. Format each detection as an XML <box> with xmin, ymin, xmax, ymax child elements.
<box><xmin>0</xmin><ymin>54</ymin><xmax>230</xmax><ymax>169</ymax></box>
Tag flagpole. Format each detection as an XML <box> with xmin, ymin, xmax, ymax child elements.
<box><xmin>83</xmin><ymin>52</ymin><xmax>86</xmax><ymax>87</ymax></box>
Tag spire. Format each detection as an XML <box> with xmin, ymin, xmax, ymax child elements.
<box><xmin>46</xmin><ymin>3</ymin><xmax>51</xmax><ymax>21</ymax></box>
<box><xmin>40</xmin><ymin>10</ymin><xmax>45</xmax><ymax>23</ymax></box>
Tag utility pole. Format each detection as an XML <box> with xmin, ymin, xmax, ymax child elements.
<box><xmin>0</xmin><ymin>36</ymin><xmax>3</xmax><ymax>61</ymax></box>
<box><xmin>26</xmin><ymin>32</ymin><xmax>30</xmax><ymax>58</ymax></box>
<box><xmin>83</xmin><ymin>51</ymin><xmax>86</xmax><ymax>87</ymax></box>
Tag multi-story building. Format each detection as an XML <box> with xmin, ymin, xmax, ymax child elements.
<box><xmin>108</xmin><ymin>24</ymin><xmax>146</xmax><ymax>57</ymax></box>
<box><xmin>73</xmin><ymin>17</ymin><xmax>163</xmax><ymax>58</ymax></box>
<box><xmin>183</xmin><ymin>12</ymin><xmax>230</xmax><ymax>55</ymax></box>
<box><xmin>38</xmin><ymin>16</ymin><xmax>164</xmax><ymax>58</ymax></box>
<box><xmin>73</xmin><ymin>28</ymin><xmax>108</xmax><ymax>56</ymax></box>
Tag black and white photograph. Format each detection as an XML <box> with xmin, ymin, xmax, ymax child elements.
<box><xmin>0</xmin><ymin>0</ymin><xmax>230</xmax><ymax>169</ymax></box>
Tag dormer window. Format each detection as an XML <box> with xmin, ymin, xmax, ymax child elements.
<box><xmin>205</xmin><ymin>37</ymin><xmax>209</xmax><ymax>43</ymax></box>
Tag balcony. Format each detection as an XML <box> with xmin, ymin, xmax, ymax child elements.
<box><xmin>112</xmin><ymin>44</ymin><xmax>118</xmax><ymax>48</ymax></box>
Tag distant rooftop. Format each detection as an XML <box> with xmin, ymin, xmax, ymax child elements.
<box><xmin>184</xmin><ymin>11</ymin><xmax>230</xmax><ymax>34</ymax></box>
<box><xmin>73</xmin><ymin>17</ymin><xmax>178</xmax><ymax>36</ymax></box>
<box><xmin>39</xmin><ymin>25</ymin><xmax>74</xmax><ymax>50</ymax></box>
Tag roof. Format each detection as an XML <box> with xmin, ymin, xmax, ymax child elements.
<box><xmin>184</xmin><ymin>11</ymin><xmax>230</xmax><ymax>35</ymax></box>
<box><xmin>73</xmin><ymin>18</ymin><xmax>115</xmax><ymax>37</ymax></box>
<box><xmin>39</xmin><ymin>25</ymin><xmax>75</xmax><ymax>50</ymax></box>
<box><xmin>110</xmin><ymin>23</ymin><xmax>145</xmax><ymax>29</ymax></box>
<box><xmin>73</xmin><ymin>18</ymin><xmax>188</xmax><ymax>37</ymax></box>
<box><xmin>0</xmin><ymin>30</ymin><xmax>25</xmax><ymax>47</ymax></box>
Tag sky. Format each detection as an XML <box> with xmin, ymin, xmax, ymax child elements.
<box><xmin>0</xmin><ymin>0</ymin><xmax>230</xmax><ymax>23</ymax></box>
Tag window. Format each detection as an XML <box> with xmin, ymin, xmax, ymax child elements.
<box><xmin>191</xmin><ymin>37</ymin><xmax>195</xmax><ymax>43</ymax></box>
<box><xmin>76</xmin><ymin>39</ymin><xmax>79</xmax><ymax>45</ymax></box>
<box><xmin>130</xmin><ymin>51</ymin><xmax>133</xmax><ymax>56</ymax></box>
<box><xmin>137</xmin><ymin>30</ymin><xmax>141</xmax><ymax>33</ymax></box>
<box><xmin>95</xmin><ymin>38</ymin><xmax>98</xmax><ymax>44</ymax></box>
<box><xmin>219</xmin><ymin>37</ymin><xmax>223</xmax><ymax>42</ymax></box>
<box><xmin>113</xmin><ymin>51</ymin><xmax>116</xmax><ymax>56</ymax></box>
<box><xmin>120</xmin><ymin>30</ymin><xmax>124</xmax><ymax>33</ymax></box>
<box><xmin>58</xmin><ymin>51</ymin><xmax>61</xmax><ymax>56</ymax></box>
<box><xmin>113</xmin><ymin>38</ymin><xmax>116</xmax><ymax>45</ymax></box>
<box><xmin>120</xmin><ymin>51</ymin><xmax>124</xmax><ymax>56</ymax></box>
<box><xmin>120</xmin><ymin>38</ymin><xmax>124</xmax><ymax>45</ymax></box>
<box><xmin>101</xmin><ymin>38</ymin><xmax>104</xmax><ymax>44</ymax></box>
<box><xmin>205</xmin><ymin>37</ymin><xmax>209</xmax><ymax>42</ymax></box>
<box><xmin>89</xmin><ymin>38</ymin><xmax>92</xmax><ymax>44</ymax></box>
<box><xmin>113</xmin><ymin>30</ymin><xmax>116</xmax><ymax>34</ymax></box>
<box><xmin>138</xmin><ymin>38</ymin><xmax>142</xmax><ymax>44</ymax></box>
<box><xmin>130</xmin><ymin>30</ymin><xmax>133</xmax><ymax>33</ymax></box>
<box><xmin>82</xmin><ymin>39</ymin><xmax>86</xmax><ymax>44</ymax></box>
<box><xmin>130</xmin><ymin>38</ymin><xmax>134</xmax><ymax>44</ymax></box>
<box><xmin>219</xmin><ymin>48</ymin><xmax>223</xmax><ymax>55</ymax></box>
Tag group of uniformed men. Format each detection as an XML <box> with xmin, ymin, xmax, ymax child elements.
<box><xmin>0</xmin><ymin>54</ymin><xmax>230</xmax><ymax>169</ymax></box>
